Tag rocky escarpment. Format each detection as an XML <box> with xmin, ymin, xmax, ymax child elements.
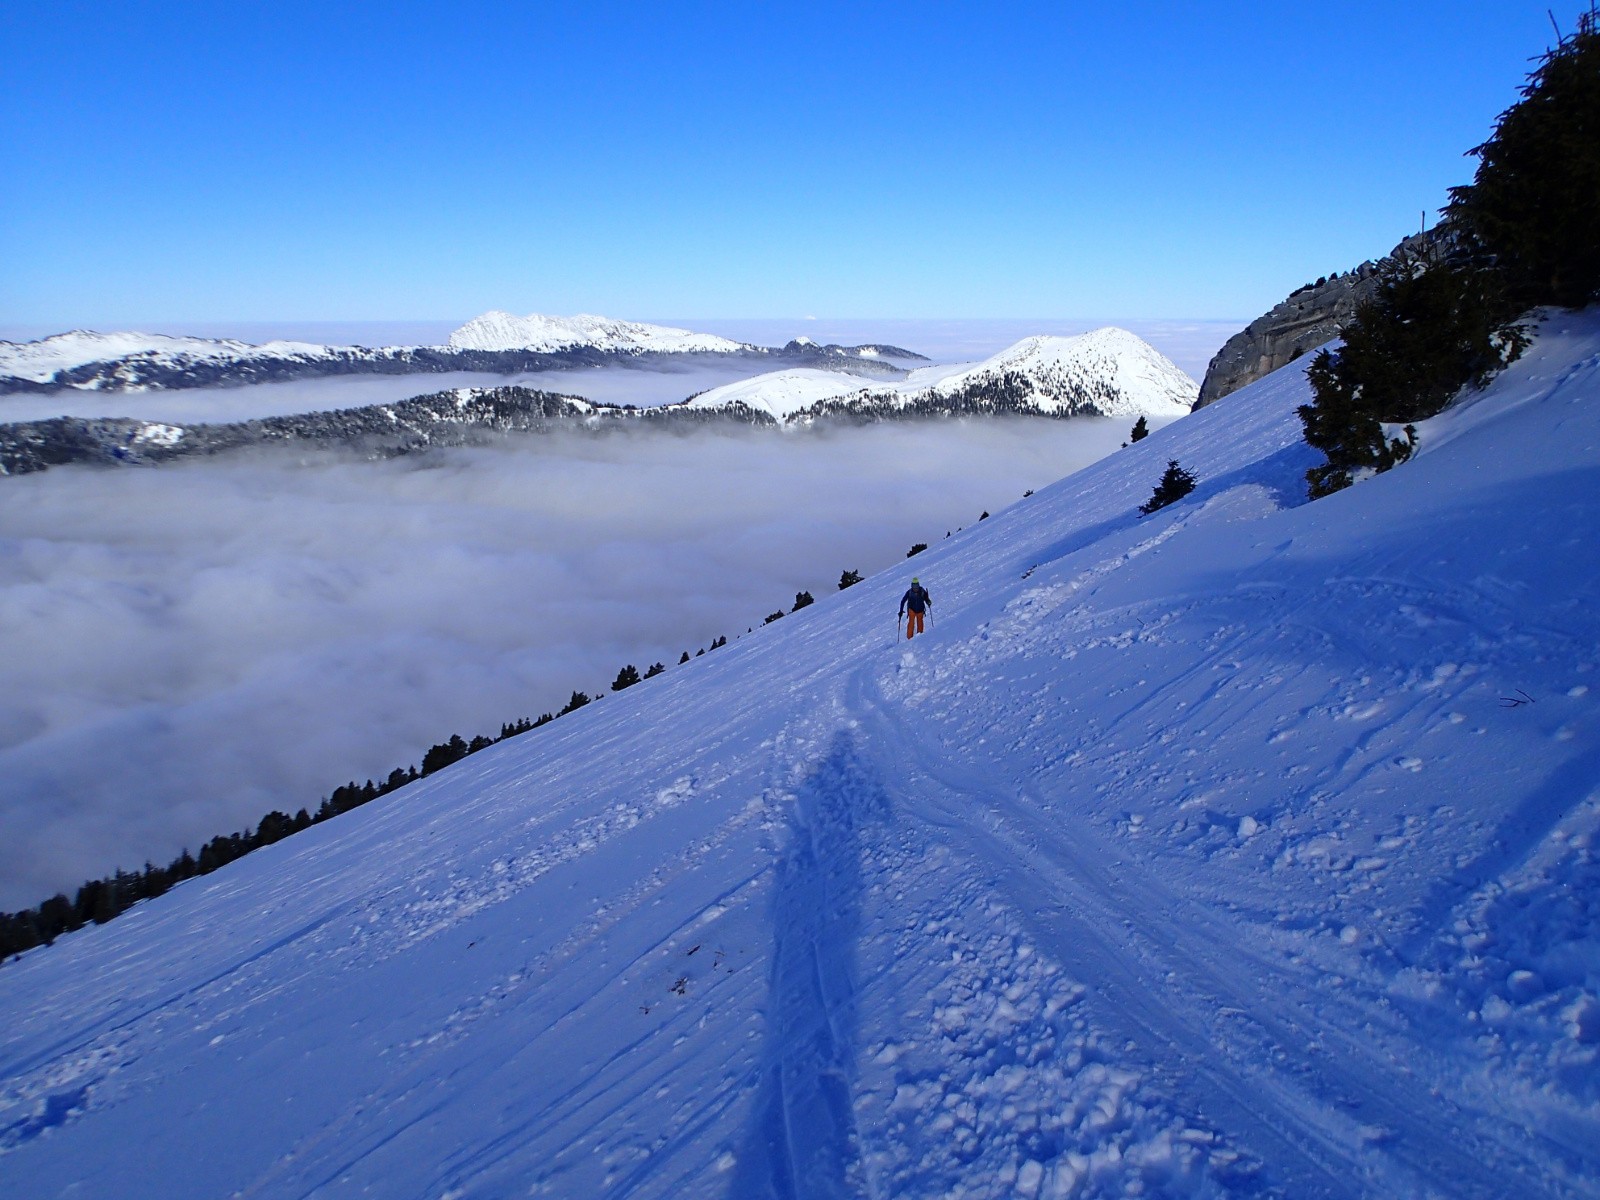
<box><xmin>1195</xmin><ymin>229</ymin><xmax>1448</xmax><ymax>409</ymax></box>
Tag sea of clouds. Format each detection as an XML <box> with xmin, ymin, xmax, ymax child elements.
<box><xmin>0</xmin><ymin>417</ymin><xmax>1150</xmax><ymax>909</ymax></box>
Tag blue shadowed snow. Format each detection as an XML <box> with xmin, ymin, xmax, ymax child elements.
<box><xmin>0</xmin><ymin>311</ymin><xmax>1598</xmax><ymax>1197</ymax></box>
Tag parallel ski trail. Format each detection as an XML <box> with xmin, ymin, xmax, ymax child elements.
<box><xmin>846</xmin><ymin>664</ymin><xmax>1563</xmax><ymax>1199</ymax></box>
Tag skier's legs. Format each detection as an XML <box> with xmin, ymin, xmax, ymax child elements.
<box><xmin>906</xmin><ymin>610</ymin><xmax>924</xmax><ymax>639</ymax></box>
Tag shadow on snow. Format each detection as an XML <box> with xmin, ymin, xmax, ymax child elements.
<box><xmin>729</xmin><ymin>731</ymin><xmax>889</xmax><ymax>1200</ymax></box>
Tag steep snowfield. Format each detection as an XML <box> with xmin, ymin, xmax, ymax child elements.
<box><xmin>686</xmin><ymin>327</ymin><xmax>1196</xmax><ymax>421</ymax></box>
<box><xmin>447</xmin><ymin>311</ymin><xmax>747</xmax><ymax>354</ymax></box>
<box><xmin>2</xmin><ymin>313</ymin><xmax>1598</xmax><ymax>1198</ymax></box>
<box><xmin>0</xmin><ymin>331</ymin><xmax>341</xmax><ymax>386</ymax></box>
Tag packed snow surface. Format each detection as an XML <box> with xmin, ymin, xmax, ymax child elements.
<box><xmin>2</xmin><ymin>312</ymin><xmax>1599</xmax><ymax>1198</ymax></box>
<box><xmin>447</xmin><ymin>311</ymin><xmax>747</xmax><ymax>354</ymax></box>
<box><xmin>686</xmin><ymin>326</ymin><xmax>1197</xmax><ymax>421</ymax></box>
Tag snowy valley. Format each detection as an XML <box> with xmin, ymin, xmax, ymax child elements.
<box><xmin>1</xmin><ymin>306</ymin><xmax>1596</xmax><ymax>1198</ymax></box>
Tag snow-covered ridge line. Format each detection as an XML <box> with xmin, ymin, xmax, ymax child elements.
<box><xmin>0</xmin><ymin>329</ymin><xmax>1194</xmax><ymax>475</ymax></box>
<box><xmin>445</xmin><ymin>311</ymin><xmax>747</xmax><ymax>354</ymax></box>
<box><xmin>0</xmin><ymin>313</ymin><xmax>926</xmax><ymax>395</ymax></box>
<box><xmin>684</xmin><ymin>327</ymin><xmax>1198</xmax><ymax>421</ymax></box>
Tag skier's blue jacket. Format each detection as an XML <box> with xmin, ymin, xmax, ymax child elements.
<box><xmin>899</xmin><ymin>584</ymin><xmax>930</xmax><ymax>615</ymax></box>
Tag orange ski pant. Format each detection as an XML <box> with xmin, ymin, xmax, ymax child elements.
<box><xmin>905</xmin><ymin>609</ymin><xmax>925</xmax><ymax>639</ymax></box>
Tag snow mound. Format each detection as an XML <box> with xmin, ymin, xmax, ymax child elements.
<box><xmin>2</xmin><ymin>311</ymin><xmax>1598</xmax><ymax>1197</ymax></box>
<box><xmin>446</xmin><ymin>311</ymin><xmax>747</xmax><ymax>354</ymax></box>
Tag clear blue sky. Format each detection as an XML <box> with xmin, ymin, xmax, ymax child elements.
<box><xmin>0</xmin><ymin>1</ymin><xmax>1574</xmax><ymax>327</ymax></box>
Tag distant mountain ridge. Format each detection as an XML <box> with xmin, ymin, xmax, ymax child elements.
<box><xmin>0</xmin><ymin>329</ymin><xmax>1194</xmax><ymax>476</ymax></box>
<box><xmin>0</xmin><ymin>313</ymin><xmax>925</xmax><ymax>395</ymax></box>
<box><xmin>688</xmin><ymin>327</ymin><xmax>1197</xmax><ymax>421</ymax></box>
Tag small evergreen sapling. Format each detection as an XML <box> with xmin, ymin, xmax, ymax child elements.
<box><xmin>1129</xmin><ymin>415</ymin><xmax>1149</xmax><ymax>443</ymax></box>
<box><xmin>1140</xmin><ymin>461</ymin><xmax>1197</xmax><ymax>515</ymax></box>
<box><xmin>838</xmin><ymin>569</ymin><xmax>862</xmax><ymax>590</ymax></box>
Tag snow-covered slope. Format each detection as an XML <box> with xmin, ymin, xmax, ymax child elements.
<box><xmin>682</xmin><ymin>367</ymin><xmax>883</xmax><ymax>419</ymax></box>
<box><xmin>0</xmin><ymin>330</ymin><xmax>345</xmax><ymax>386</ymax></box>
<box><xmin>2</xmin><ymin>313</ymin><xmax>1598</xmax><ymax>1197</ymax></box>
<box><xmin>446</xmin><ymin>311</ymin><xmax>748</xmax><ymax>354</ymax></box>
<box><xmin>685</xmin><ymin>327</ymin><xmax>1197</xmax><ymax>422</ymax></box>
<box><xmin>0</xmin><ymin>318</ymin><xmax>907</xmax><ymax>395</ymax></box>
<box><xmin>921</xmin><ymin>326</ymin><xmax>1197</xmax><ymax>416</ymax></box>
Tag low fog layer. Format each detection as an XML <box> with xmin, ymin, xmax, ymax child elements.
<box><xmin>0</xmin><ymin>418</ymin><xmax>1147</xmax><ymax>909</ymax></box>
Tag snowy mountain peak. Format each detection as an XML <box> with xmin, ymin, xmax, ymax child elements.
<box><xmin>445</xmin><ymin>311</ymin><xmax>748</xmax><ymax>355</ymax></box>
<box><xmin>924</xmin><ymin>328</ymin><xmax>1198</xmax><ymax>417</ymax></box>
<box><xmin>686</xmin><ymin>326</ymin><xmax>1197</xmax><ymax>422</ymax></box>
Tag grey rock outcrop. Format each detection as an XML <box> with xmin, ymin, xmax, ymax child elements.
<box><xmin>1194</xmin><ymin>229</ymin><xmax>1448</xmax><ymax>409</ymax></box>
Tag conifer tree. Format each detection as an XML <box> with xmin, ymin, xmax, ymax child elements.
<box><xmin>611</xmin><ymin>665</ymin><xmax>641</xmax><ymax>691</ymax></box>
<box><xmin>838</xmin><ymin>569</ymin><xmax>862</xmax><ymax>589</ymax></box>
<box><xmin>1298</xmin><ymin>15</ymin><xmax>1596</xmax><ymax>497</ymax></box>
<box><xmin>1140</xmin><ymin>461</ymin><xmax>1198</xmax><ymax>514</ymax></box>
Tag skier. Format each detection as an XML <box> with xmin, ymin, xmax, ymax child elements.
<box><xmin>899</xmin><ymin>576</ymin><xmax>931</xmax><ymax>640</ymax></box>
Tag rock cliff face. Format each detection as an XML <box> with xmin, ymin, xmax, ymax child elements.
<box><xmin>1194</xmin><ymin>229</ymin><xmax>1446</xmax><ymax>409</ymax></box>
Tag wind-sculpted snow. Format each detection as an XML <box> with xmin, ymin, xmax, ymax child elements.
<box><xmin>1</xmin><ymin>312</ymin><xmax>1597</xmax><ymax>1197</ymax></box>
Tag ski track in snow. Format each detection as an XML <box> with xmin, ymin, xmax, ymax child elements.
<box><xmin>2</xmin><ymin>314</ymin><xmax>1599</xmax><ymax>1198</ymax></box>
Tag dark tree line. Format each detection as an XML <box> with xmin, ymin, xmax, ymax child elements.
<box><xmin>1299</xmin><ymin>14</ymin><xmax>1599</xmax><ymax>497</ymax></box>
